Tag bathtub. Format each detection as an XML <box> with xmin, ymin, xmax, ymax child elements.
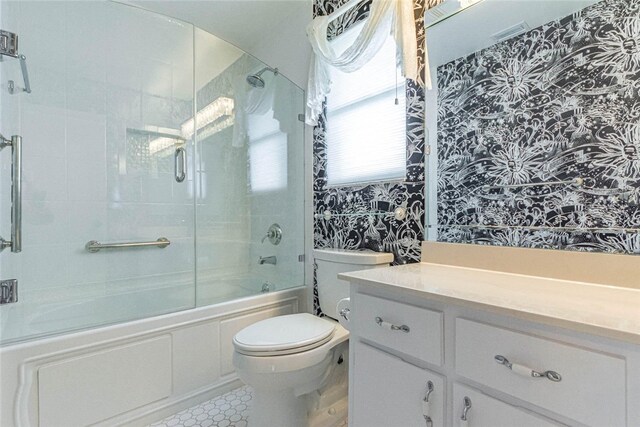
<box><xmin>0</xmin><ymin>286</ymin><xmax>306</xmax><ymax>427</ymax></box>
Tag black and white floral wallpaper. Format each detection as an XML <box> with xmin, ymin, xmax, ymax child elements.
<box><xmin>312</xmin><ymin>0</ymin><xmax>442</xmax><ymax>315</ymax></box>
<box><xmin>434</xmin><ymin>0</ymin><xmax>640</xmax><ymax>255</ymax></box>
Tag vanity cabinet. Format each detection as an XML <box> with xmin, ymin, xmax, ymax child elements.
<box><xmin>347</xmin><ymin>285</ymin><xmax>637</xmax><ymax>427</ymax></box>
<box><xmin>351</xmin><ymin>341</ymin><xmax>445</xmax><ymax>427</ymax></box>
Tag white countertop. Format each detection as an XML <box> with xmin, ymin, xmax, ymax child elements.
<box><xmin>339</xmin><ymin>263</ymin><xmax>640</xmax><ymax>345</ymax></box>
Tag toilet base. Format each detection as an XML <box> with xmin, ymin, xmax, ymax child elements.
<box><xmin>250</xmin><ymin>387</ymin><xmax>308</xmax><ymax>427</ymax></box>
<box><xmin>249</xmin><ymin>388</ymin><xmax>348</xmax><ymax>427</ymax></box>
<box><xmin>308</xmin><ymin>395</ymin><xmax>348</xmax><ymax>427</ymax></box>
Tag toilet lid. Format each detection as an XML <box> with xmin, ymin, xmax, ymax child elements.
<box><xmin>233</xmin><ymin>313</ymin><xmax>336</xmax><ymax>355</ymax></box>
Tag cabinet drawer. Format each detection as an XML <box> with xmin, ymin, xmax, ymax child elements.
<box><xmin>455</xmin><ymin>318</ymin><xmax>626</xmax><ymax>427</ymax></box>
<box><xmin>353</xmin><ymin>293</ymin><xmax>443</xmax><ymax>365</ymax></box>
<box><xmin>453</xmin><ymin>383</ymin><xmax>560</xmax><ymax>427</ymax></box>
<box><xmin>352</xmin><ymin>341</ymin><xmax>445</xmax><ymax>427</ymax></box>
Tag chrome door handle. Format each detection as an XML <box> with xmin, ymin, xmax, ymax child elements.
<box><xmin>494</xmin><ymin>355</ymin><xmax>562</xmax><ymax>382</ymax></box>
<box><xmin>422</xmin><ymin>380</ymin><xmax>434</xmax><ymax>425</ymax></box>
<box><xmin>375</xmin><ymin>316</ymin><xmax>410</xmax><ymax>333</ymax></box>
<box><xmin>8</xmin><ymin>55</ymin><xmax>31</xmax><ymax>95</ymax></box>
<box><xmin>0</xmin><ymin>134</ymin><xmax>22</xmax><ymax>253</ymax></box>
<box><xmin>174</xmin><ymin>147</ymin><xmax>186</xmax><ymax>183</ymax></box>
<box><xmin>460</xmin><ymin>396</ymin><xmax>472</xmax><ymax>426</ymax></box>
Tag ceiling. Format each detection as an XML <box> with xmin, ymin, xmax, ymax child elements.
<box><xmin>127</xmin><ymin>0</ymin><xmax>311</xmax><ymax>53</ymax></box>
<box><xmin>427</xmin><ymin>0</ymin><xmax>599</xmax><ymax>67</ymax></box>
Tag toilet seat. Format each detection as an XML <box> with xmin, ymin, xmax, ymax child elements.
<box><xmin>233</xmin><ymin>313</ymin><xmax>336</xmax><ymax>356</ymax></box>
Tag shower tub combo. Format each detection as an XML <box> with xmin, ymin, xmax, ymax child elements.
<box><xmin>0</xmin><ymin>2</ymin><xmax>307</xmax><ymax>426</ymax></box>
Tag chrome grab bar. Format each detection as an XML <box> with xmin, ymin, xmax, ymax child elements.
<box><xmin>0</xmin><ymin>134</ymin><xmax>22</xmax><ymax>253</ymax></box>
<box><xmin>85</xmin><ymin>237</ymin><xmax>170</xmax><ymax>253</ymax></box>
<box><xmin>174</xmin><ymin>147</ymin><xmax>186</xmax><ymax>183</ymax></box>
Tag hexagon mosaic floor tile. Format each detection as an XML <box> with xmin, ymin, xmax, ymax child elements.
<box><xmin>149</xmin><ymin>385</ymin><xmax>348</xmax><ymax>427</ymax></box>
<box><xmin>150</xmin><ymin>386</ymin><xmax>252</xmax><ymax>427</ymax></box>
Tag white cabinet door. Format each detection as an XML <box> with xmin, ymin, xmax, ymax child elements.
<box><xmin>452</xmin><ymin>383</ymin><xmax>560</xmax><ymax>427</ymax></box>
<box><xmin>351</xmin><ymin>341</ymin><xmax>445</xmax><ymax>427</ymax></box>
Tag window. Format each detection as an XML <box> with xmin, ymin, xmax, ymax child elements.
<box><xmin>326</xmin><ymin>24</ymin><xmax>407</xmax><ymax>186</ymax></box>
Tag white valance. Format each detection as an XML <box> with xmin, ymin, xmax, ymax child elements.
<box><xmin>305</xmin><ymin>0</ymin><xmax>424</xmax><ymax>126</ymax></box>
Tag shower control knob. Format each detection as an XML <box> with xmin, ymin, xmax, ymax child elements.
<box><xmin>261</xmin><ymin>224</ymin><xmax>282</xmax><ymax>245</ymax></box>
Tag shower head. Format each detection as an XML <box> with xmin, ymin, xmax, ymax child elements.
<box><xmin>246</xmin><ymin>74</ymin><xmax>266</xmax><ymax>89</ymax></box>
<box><xmin>246</xmin><ymin>67</ymin><xmax>279</xmax><ymax>88</ymax></box>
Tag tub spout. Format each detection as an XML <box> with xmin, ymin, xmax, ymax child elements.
<box><xmin>258</xmin><ymin>256</ymin><xmax>277</xmax><ymax>265</ymax></box>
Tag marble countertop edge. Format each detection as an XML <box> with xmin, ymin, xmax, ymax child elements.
<box><xmin>339</xmin><ymin>262</ymin><xmax>640</xmax><ymax>345</ymax></box>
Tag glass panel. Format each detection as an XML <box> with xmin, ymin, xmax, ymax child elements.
<box><xmin>0</xmin><ymin>2</ymin><xmax>306</xmax><ymax>345</ymax></box>
<box><xmin>0</xmin><ymin>1</ymin><xmax>196</xmax><ymax>344</ymax></box>
<box><xmin>194</xmin><ymin>29</ymin><xmax>305</xmax><ymax>305</ymax></box>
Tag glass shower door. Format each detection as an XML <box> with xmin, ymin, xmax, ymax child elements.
<box><xmin>0</xmin><ymin>1</ymin><xmax>197</xmax><ymax>344</ymax></box>
<box><xmin>194</xmin><ymin>29</ymin><xmax>306</xmax><ymax>306</ymax></box>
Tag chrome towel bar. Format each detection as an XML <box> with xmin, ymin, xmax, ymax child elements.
<box><xmin>482</xmin><ymin>177</ymin><xmax>584</xmax><ymax>191</ymax></box>
<box><xmin>315</xmin><ymin>207</ymin><xmax>407</xmax><ymax>221</ymax></box>
<box><xmin>85</xmin><ymin>237</ymin><xmax>170</xmax><ymax>253</ymax></box>
<box><xmin>429</xmin><ymin>223</ymin><xmax>640</xmax><ymax>233</ymax></box>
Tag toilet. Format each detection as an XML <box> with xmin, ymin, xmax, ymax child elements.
<box><xmin>232</xmin><ymin>248</ymin><xmax>394</xmax><ymax>427</ymax></box>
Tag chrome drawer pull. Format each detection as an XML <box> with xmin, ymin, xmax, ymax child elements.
<box><xmin>495</xmin><ymin>355</ymin><xmax>562</xmax><ymax>382</ymax></box>
<box><xmin>460</xmin><ymin>396</ymin><xmax>472</xmax><ymax>427</ymax></box>
<box><xmin>375</xmin><ymin>316</ymin><xmax>410</xmax><ymax>333</ymax></box>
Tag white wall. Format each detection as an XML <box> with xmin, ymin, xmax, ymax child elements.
<box><xmin>245</xmin><ymin>1</ymin><xmax>313</xmax><ymax>90</ymax></box>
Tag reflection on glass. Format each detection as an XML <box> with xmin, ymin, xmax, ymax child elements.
<box><xmin>194</xmin><ymin>28</ymin><xmax>305</xmax><ymax>306</ymax></box>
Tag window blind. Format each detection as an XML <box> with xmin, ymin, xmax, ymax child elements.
<box><xmin>326</xmin><ymin>24</ymin><xmax>407</xmax><ymax>186</ymax></box>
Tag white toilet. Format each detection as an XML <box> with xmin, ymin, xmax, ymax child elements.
<box><xmin>232</xmin><ymin>248</ymin><xmax>393</xmax><ymax>427</ymax></box>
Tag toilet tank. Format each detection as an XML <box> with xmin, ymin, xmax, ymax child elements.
<box><xmin>313</xmin><ymin>249</ymin><xmax>393</xmax><ymax>319</ymax></box>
